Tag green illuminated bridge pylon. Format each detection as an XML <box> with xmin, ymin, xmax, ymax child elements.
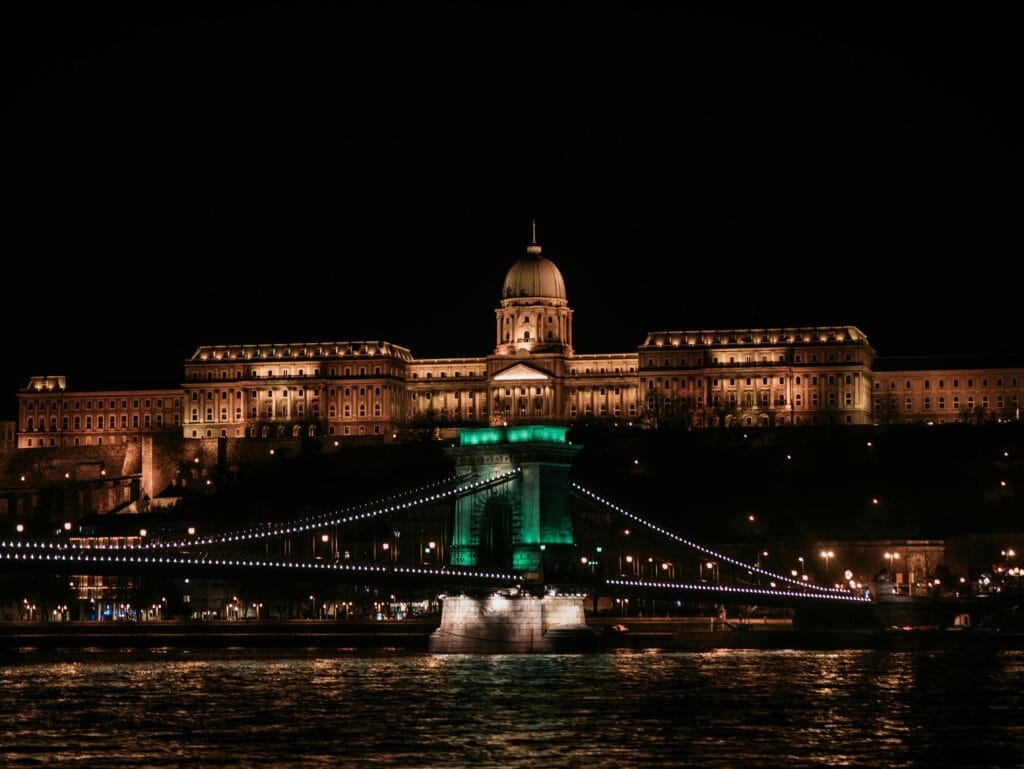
<box><xmin>446</xmin><ymin>425</ymin><xmax>580</xmax><ymax>580</ymax></box>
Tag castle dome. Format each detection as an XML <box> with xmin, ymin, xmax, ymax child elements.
<box><xmin>501</xmin><ymin>241</ymin><xmax>567</xmax><ymax>301</ymax></box>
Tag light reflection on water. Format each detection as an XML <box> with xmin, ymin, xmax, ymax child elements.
<box><xmin>1</xmin><ymin>649</ymin><xmax>1023</xmax><ymax>768</ymax></box>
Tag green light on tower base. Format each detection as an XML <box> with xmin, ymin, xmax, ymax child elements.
<box><xmin>459</xmin><ymin>424</ymin><xmax>568</xmax><ymax>446</ymax></box>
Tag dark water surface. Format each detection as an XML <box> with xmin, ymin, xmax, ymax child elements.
<box><xmin>2</xmin><ymin>648</ymin><xmax>1022</xmax><ymax>768</ymax></box>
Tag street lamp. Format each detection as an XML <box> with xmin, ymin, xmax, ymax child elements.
<box><xmin>820</xmin><ymin>550</ymin><xmax>834</xmax><ymax>577</ymax></box>
<box><xmin>884</xmin><ymin>551</ymin><xmax>901</xmax><ymax>592</ymax></box>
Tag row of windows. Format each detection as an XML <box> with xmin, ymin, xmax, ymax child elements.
<box><xmin>411</xmin><ymin>392</ymin><xmax>476</xmax><ymax>401</ymax></box>
<box><xmin>188</xmin><ymin>403</ymin><xmax>388</xmax><ymax>421</ymax></box>
<box><xmin>644</xmin><ymin>374</ymin><xmax>864</xmax><ymax>389</ymax></box>
<box><xmin>187</xmin><ymin>385</ymin><xmax>397</xmax><ymax>402</ymax></box>
<box><xmin>24</xmin><ymin>398</ymin><xmax>177</xmax><ymax>411</ymax></box>
<box><xmin>410</xmin><ymin>371</ymin><xmax>484</xmax><ymax>379</ymax></box>
<box><xmin>412</xmin><ymin>387</ymin><xmax>558</xmax><ymax>399</ymax></box>
<box><xmin>570</xmin><ymin>404</ymin><xmax>639</xmax><ymax>417</ymax></box>
<box><xmin>644</xmin><ymin>350</ymin><xmax>861</xmax><ymax>367</ymax></box>
<box><xmin>876</xmin><ymin>377</ymin><xmax>1020</xmax><ymax>390</ymax></box>
<box><xmin>502</xmin><ymin>314</ymin><xmax>559</xmax><ymax>324</ymax></box>
<box><xmin>874</xmin><ymin>394</ymin><xmax>1020</xmax><ymax>411</ymax></box>
<box><xmin>187</xmin><ymin>423</ymin><xmax>389</xmax><ymax>439</ymax></box>
<box><xmin>188</xmin><ymin>365</ymin><xmax>394</xmax><ymax>380</ymax></box>
<box><xmin>708</xmin><ymin>392</ymin><xmax>855</xmax><ymax>408</ymax></box>
<box><xmin>25</xmin><ymin>435</ymin><xmax>142</xmax><ymax>447</ymax></box>
<box><xmin>568</xmin><ymin>366</ymin><xmax>637</xmax><ymax>374</ymax></box>
<box><xmin>25</xmin><ymin>414</ymin><xmax>180</xmax><ymax>431</ymax></box>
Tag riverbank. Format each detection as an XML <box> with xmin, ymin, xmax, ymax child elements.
<box><xmin>3</xmin><ymin>618</ymin><xmax>1023</xmax><ymax>652</ymax></box>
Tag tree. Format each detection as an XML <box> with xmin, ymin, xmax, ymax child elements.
<box><xmin>709</xmin><ymin>399</ymin><xmax>739</xmax><ymax>429</ymax></box>
<box><xmin>959</xmin><ymin>404</ymin><xmax>986</xmax><ymax>425</ymax></box>
<box><xmin>395</xmin><ymin>406</ymin><xmax>440</xmax><ymax>441</ymax></box>
<box><xmin>641</xmin><ymin>390</ymin><xmax>700</xmax><ymax>430</ymax></box>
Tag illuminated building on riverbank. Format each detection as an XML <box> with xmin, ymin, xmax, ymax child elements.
<box><xmin>13</xmin><ymin>235</ymin><xmax>1023</xmax><ymax>449</ymax></box>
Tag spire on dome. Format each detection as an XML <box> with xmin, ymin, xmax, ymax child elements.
<box><xmin>526</xmin><ymin>219</ymin><xmax>542</xmax><ymax>255</ymax></box>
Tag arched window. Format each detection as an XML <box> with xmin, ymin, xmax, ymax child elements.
<box><xmin>523</xmin><ymin>330</ymin><xmax>530</xmax><ymax>341</ymax></box>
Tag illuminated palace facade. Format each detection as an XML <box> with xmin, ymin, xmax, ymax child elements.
<box><xmin>13</xmin><ymin>238</ymin><xmax>1024</xmax><ymax>449</ymax></box>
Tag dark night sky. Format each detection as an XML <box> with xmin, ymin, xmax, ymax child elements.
<box><xmin>2</xmin><ymin>6</ymin><xmax>1021</xmax><ymax>418</ymax></box>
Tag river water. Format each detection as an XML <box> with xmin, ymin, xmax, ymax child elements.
<box><xmin>2</xmin><ymin>648</ymin><xmax>1022</xmax><ymax>768</ymax></box>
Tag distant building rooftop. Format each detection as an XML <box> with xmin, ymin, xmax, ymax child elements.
<box><xmin>189</xmin><ymin>340</ymin><xmax>413</xmax><ymax>363</ymax></box>
<box><xmin>641</xmin><ymin>326</ymin><xmax>869</xmax><ymax>347</ymax></box>
<box><xmin>874</xmin><ymin>354</ymin><xmax>1024</xmax><ymax>372</ymax></box>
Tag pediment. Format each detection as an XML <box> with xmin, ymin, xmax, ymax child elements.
<box><xmin>492</xmin><ymin>363</ymin><xmax>550</xmax><ymax>382</ymax></box>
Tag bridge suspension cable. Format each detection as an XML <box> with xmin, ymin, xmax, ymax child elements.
<box><xmin>571</xmin><ymin>482</ymin><xmax>850</xmax><ymax>596</ymax></box>
<box><xmin>605</xmin><ymin>578</ymin><xmax>871</xmax><ymax>603</ymax></box>
<box><xmin>1</xmin><ymin>468</ymin><xmax>523</xmax><ymax>553</ymax></box>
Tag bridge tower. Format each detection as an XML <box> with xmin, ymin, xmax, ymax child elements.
<box><xmin>432</xmin><ymin>425</ymin><xmax>593</xmax><ymax>652</ymax></box>
<box><xmin>446</xmin><ymin>424</ymin><xmax>580</xmax><ymax>581</ymax></box>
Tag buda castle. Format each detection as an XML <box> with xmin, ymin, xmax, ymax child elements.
<box><xmin>13</xmin><ymin>236</ymin><xmax>1023</xmax><ymax>450</ymax></box>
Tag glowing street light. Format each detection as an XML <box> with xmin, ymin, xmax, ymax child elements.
<box><xmin>820</xmin><ymin>550</ymin><xmax>834</xmax><ymax>575</ymax></box>
<box><xmin>884</xmin><ymin>551</ymin><xmax>900</xmax><ymax>591</ymax></box>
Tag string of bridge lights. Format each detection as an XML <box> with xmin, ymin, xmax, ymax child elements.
<box><xmin>606</xmin><ymin>578</ymin><xmax>871</xmax><ymax>603</ymax></box>
<box><xmin>152</xmin><ymin>471</ymin><xmax>476</xmax><ymax>549</ymax></box>
<box><xmin>0</xmin><ymin>546</ymin><xmax>519</xmax><ymax>583</ymax></box>
<box><xmin>571</xmin><ymin>482</ymin><xmax>848</xmax><ymax>595</ymax></box>
<box><xmin>1</xmin><ymin>469</ymin><xmax>522</xmax><ymax>553</ymax></box>
<box><xmin>156</xmin><ymin>468</ymin><xmax>521</xmax><ymax>549</ymax></box>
